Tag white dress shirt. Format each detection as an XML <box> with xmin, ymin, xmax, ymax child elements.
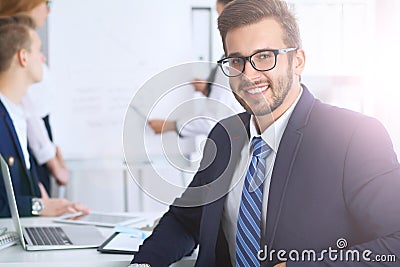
<box><xmin>20</xmin><ymin>64</ymin><xmax>56</xmax><ymax>164</ymax></box>
<box><xmin>0</xmin><ymin>92</ymin><xmax>31</xmax><ymax>169</ymax></box>
<box><xmin>176</xmin><ymin>66</ymin><xmax>244</xmax><ymax>137</ymax></box>
<box><xmin>221</xmin><ymin>87</ymin><xmax>303</xmax><ymax>264</ymax></box>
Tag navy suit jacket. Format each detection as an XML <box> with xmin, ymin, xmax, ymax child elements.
<box><xmin>132</xmin><ymin>86</ymin><xmax>400</xmax><ymax>266</ymax></box>
<box><xmin>0</xmin><ymin>99</ymin><xmax>41</xmax><ymax>217</ymax></box>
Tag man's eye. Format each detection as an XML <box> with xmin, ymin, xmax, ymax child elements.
<box><xmin>230</xmin><ymin>58</ymin><xmax>242</xmax><ymax>65</ymax></box>
<box><xmin>258</xmin><ymin>53</ymin><xmax>272</xmax><ymax>60</ymax></box>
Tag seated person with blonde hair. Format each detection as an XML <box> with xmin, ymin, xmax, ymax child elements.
<box><xmin>0</xmin><ymin>15</ymin><xmax>88</xmax><ymax>217</ymax></box>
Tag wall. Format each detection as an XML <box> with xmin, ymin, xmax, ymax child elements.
<box><xmin>47</xmin><ymin>0</ymin><xmax>217</xmax><ymax>212</ymax></box>
<box><xmin>45</xmin><ymin>0</ymin><xmax>400</xmax><ymax>212</ymax></box>
<box><xmin>49</xmin><ymin>0</ymin><xmax>217</xmax><ymax>160</ymax></box>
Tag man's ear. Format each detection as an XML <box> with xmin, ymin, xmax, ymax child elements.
<box><xmin>17</xmin><ymin>49</ymin><xmax>28</xmax><ymax>67</ymax></box>
<box><xmin>293</xmin><ymin>48</ymin><xmax>305</xmax><ymax>76</ymax></box>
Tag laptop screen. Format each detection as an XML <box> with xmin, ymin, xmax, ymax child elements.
<box><xmin>0</xmin><ymin>154</ymin><xmax>27</xmax><ymax>249</ymax></box>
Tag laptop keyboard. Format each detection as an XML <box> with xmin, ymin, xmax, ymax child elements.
<box><xmin>25</xmin><ymin>227</ymin><xmax>73</xmax><ymax>246</ymax></box>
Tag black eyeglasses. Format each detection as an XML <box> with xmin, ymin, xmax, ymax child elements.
<box><xmin>45</xmin><ymin>0</ymin><xmax>52</xmax><ymax>8</ymax></box>
<box><xmin>217</xmin><ymin>47</ymin><xmax>297</xmax><ymax>77</ymax></box>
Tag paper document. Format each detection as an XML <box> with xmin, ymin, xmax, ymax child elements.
<box><xmin>98</xmin><ymin>227</ymin><xmax>151</xmax><ymax>254</ymax></box>
<box><xmin>102</xmin><ymin>232</ymin><xmax>149</xmax><ymax>252</ymax></box>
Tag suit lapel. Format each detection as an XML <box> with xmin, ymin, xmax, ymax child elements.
<box><xmin>200</xmin><ymin>113</ymin><xmax>251</xmax><ymax>265</ymax></box>
<box><xmin>207</xmin><ymin>112</ymin><xmax>251</xmax><ymax>202</ymax></box>
<box><xmin>0</xmin><ymin>100</ymin><xmax>35</xmax><ymax>191</ymax></box>
<box><xmin>264</xmin><ymin>86</ymin><xmax>315</xmax><ymax>250</ymax></box>
<box><xmin>200</xmin><ymin>86</ymin><xmax>315</xmax><ymax>265</ymax></box>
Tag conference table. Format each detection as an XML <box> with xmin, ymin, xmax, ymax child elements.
<box><xmin>0</xmin><ymin>212</ymin><xmax>196</xmax><ymax>267</ymax></box>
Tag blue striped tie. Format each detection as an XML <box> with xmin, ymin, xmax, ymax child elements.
<box><xmin>236</xmin><ymin>137</ymin><xmax>271</xmax><ymax>266</ymax></box>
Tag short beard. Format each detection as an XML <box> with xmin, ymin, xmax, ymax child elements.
<box><xmin>233</xmin><ymin>64</ymin><xmax>294</xmax><ymax>117</ymax></box>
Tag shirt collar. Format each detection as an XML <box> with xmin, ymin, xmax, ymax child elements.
<box><xmin>0</xmin><ymin>92</ymin><xmax>25</xmax><ymax>119</ymax></box>
<box><xmin>249</xmin><ymin>86</ymin><xmax>303</xmax><ymax>153</ymax></box>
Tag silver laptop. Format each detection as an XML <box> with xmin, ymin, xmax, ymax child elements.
<box><xmin>0</xmin><ymin>154</ymin><xmax>105</xmax><ymax>251</ymax></box>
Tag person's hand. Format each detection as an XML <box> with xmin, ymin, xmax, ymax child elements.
<box><xmin>148</xmin><ymin>119</ymin><xmax>176</xmax><ymax>134</ymax></box>
<box><xmin>54</xmin><ymin>147</ymin><xmax>69</xmax><ymax>185</ymax></box>
<box><xmin>38</xmin><ymin>182</ymin><xmax>49</xmax><ymax>198</ymax></box>
<box><xmin>46</xmin><ymin>156</ymin><xmax>70</xmax><ymax>185</ymax></box>
<box><xmin>191</xmin><ymin>79</ymin><xmax>209</xmax><ymax>96</ymax></box>
<box><xmin>52</xmin><ymin>164</ymin><xmax>69</xmax><ymax>185</ymax></box>
<box><xmin>40</xmin><ymin>198</ymin><xmax>90</xmax><ymax>217</ymax></box>
<box><xmin>274</xmin><ymin>263</ymin><xmax>286</xmax><ymax>267</ymax></box>
<box><xmin>55</xmin><ymin>146</ymin><xmax>67</xmax><ymax>168</ymax></box>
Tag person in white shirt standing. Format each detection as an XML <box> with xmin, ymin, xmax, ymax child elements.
<box><xmin>0</xmin><ymin>15</ymin><xmax>88</xmax><ymax>218</ymax></box>
<box><xmin>148</xmin><ymin>0</ymin><xmax>244</xmax><ymax>138</ymax></box>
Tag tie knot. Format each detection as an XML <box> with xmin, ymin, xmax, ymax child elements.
<box><xmin>251</xmin><ymin>137</ymin><xmax>271</xmax><ymax>159</ymax></box>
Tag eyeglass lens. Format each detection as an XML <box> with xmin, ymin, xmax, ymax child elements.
<box><xmin>221</xmin><ymin>50</ymin><xmax>276</xmax><ymax>77</ymax></box>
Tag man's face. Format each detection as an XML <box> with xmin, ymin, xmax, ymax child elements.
<box><xmin>28</xmin><ymin>2</ymin><xmax>50</xmax><ymax>28</ymax></box>
<box><xmin>216</xmin><ymin>2</ymin><xmax>225</xmax><ymax>16</ymax></box>
<box><xmin>26</xmin><ymin>30</ymin><xmax>45</xmax><ymax>83</ymax></box>
<box><xmin>225</xmin><ymin>18</ymin><xmax>298</xmax><ymax>117</ymax></box>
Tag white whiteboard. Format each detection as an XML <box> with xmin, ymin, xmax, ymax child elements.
<box><xmin>48</xmin><ymin>0</ymin><xmax>216</xmax><ymax>159</ymax></box>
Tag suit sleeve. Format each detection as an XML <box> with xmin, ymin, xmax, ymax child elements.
<box><xmin>131</xmin><ymin>208</ymin><xmax>199</xmax><ymax>267</ymax></box>
<box><xmin>0</xmin><ymin>174</ymin><xmax>33</xmax><ymax>218</ymax></box>
<box><xmin>288</xmin><ymin>117</ymin><xmax>400</xmax><ymax>267</ymax></box>
<box><xmin>342</xmin><ymin>117</ymin><xmax>400</xmax><ymax>265</ymax></box>
<box><xmin>131</xmin><ymin>167</ymin><xmax>212</xmax><ymax>267</ymax></box>
<box><xmin>131</xmin><ymin>123</ymin><xmax>226</xmax><ymax>266</ymax></box>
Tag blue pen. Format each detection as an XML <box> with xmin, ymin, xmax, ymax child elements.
<box><xmin>113</xmin><ymin>225</ymin><xmax>148</xmax><ymax>239</ymax></box>
<box><xmin>128</xmin><ymin>232</ymin><xmax>147</xmax><ymax>239</ymax></box>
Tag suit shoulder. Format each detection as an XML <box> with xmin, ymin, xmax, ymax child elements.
<box><xmin>312</xmin><ymin>100</ymin><xmax>381</xmax><ymax>127</ymax></box>
<box><xmin>209</xmin><ymin>112</ymin><xmax>250</xmax><ymax>138</ymax></box>
<box><xmin>306</xmin><ymin>100</ymin><xmax>393</xmax><ymax>150</ymax></box>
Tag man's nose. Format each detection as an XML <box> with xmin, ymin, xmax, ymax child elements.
<box><xmin>242</xmin><ymin>59</ymin><xmax>261</xmax><ymax>80</ymax></box>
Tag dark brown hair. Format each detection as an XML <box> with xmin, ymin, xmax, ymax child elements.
<box><xmin>0</xmin><ymin>14</ymin><xmax>36</xmax><ymax>28</ymax></box>
<box><xmin>0</xmin><ymin>15</ymin><xmax>35</xmax><ymax>72</ymax></box>
<box><xmin>218</xmin><ymin>0</ymin><xmax>301</xmax><ymax>53</ymax></box>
